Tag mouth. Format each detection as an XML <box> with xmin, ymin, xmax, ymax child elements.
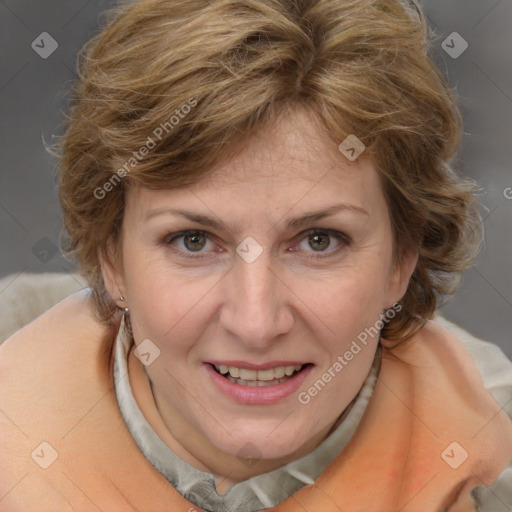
<box><xmin>205</xmin><ymin>361</ymin><xmax>314</xmax><ymax>405</ymax></box>
<box><xmin>210</xmin><ymin>363</ymin><xmax>312</xmax><ymax>387</ymax></box>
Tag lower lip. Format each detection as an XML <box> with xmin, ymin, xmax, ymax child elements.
<box><xmin>204</xmin><ymin>363</ymin><xmax>313</xmax><ymax>405</ymax></box>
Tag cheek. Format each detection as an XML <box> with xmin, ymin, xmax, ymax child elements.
<box><xmin>289</xmin><ymin>258</ymin><xmax>391</xmax><ymax>380</ymax></box>
<box><xmin>299</xmin><ymin>269</ymin><xmax>385</xmax><ymax>406</ymax></box>
<box><xmin>123</xmin><ymin>247</ymin><xmax>221</xmax><ymax>345</ymax></box>
<box><xmin>120</xmin><ymin>244</ymin><xmax>173</xmax><ymax>331</ymax></box>
<box><xmin>294</xmin><ymin>260</ymin><xmax>390</xmax><ymax>330</ymax></box>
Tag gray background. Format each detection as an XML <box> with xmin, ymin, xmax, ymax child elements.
<box><xmin>1</xmin><ymin>1</ymin><xmax>511</xmax><ymax>357</ymax></box>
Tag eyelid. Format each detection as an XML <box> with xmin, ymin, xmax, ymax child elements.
<box><xmin>289</xmin><ymin>228</ymin><xmax>350</xmax><ymax>258</ymax></box>
<box><xmin>292</xmin><ymin>228</ymin><xmax>350</xmax><ymax>244</ymax></box>
<box><xmin>165</xmin><ymin>230</ymin><xmax>218</xmax><ymax>259</ymax></box>
<box><xmin>164</xmin><ymin>228</ymin><xmax>350</xmax><ymax>259</ymax></box>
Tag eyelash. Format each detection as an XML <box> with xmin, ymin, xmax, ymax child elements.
<box><xmin>163</xmin><ymin>229</ymin><xmax>350</xmax><ymax>261</ymax></box>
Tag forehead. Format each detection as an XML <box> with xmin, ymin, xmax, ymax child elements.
<box><xmin>126</xmin><ymin>109</ymin><xmax>386</xmax><ymax>223</ymax></box>
<box><xmin>204</xmin><ymin>109</ymin><xmax>373</xmax><ymax>186</ymax></box>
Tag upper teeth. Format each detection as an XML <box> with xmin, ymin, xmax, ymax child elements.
<box><xmin>214</xmin><ymin>364</ymin><xmax>303</xmax><ymax>381</ymax></box>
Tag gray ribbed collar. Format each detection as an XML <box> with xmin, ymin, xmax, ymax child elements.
<box><xmin>113</xmin><ymin>316</ymin><xmax>380</xmax><ymax>512</ymax></box>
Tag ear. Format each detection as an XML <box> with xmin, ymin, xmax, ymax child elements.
<box><xmin>384</xmin><ymin>249</ymin><xmax>418</xmax><ymax>309</ymax></box>
<box><xmin>99</xmin><ymin>236</ymin><xmax>126</xmax><ymax>309</ymax></box>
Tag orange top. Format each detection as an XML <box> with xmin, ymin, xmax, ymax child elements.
<box><xmin>1</xmin><ymin>290</ymin><xmax>511</xmax><ymax>511</ymax></box>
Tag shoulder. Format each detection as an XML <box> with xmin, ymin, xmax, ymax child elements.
<box><xmin>385</xmin><ymin>316</ymin><xmax>512</xmax><ymax>425</ymax></box>
<box><xmin>429</xmin><ymin>319</ymin><xmax>512</xmax><ymax>512</ymax></box>
<box><xmin>382</xmin><ymin>317</ymin><xmax>512</xmax><ymax>412</ymax></box>
<box><xmin>0</xmin><ymin>271</ymin><xmax>88</xmax><ymax>342</ymax></box>
<box><xmin>0</xmin><ymin>287</ymin><xmax>118</xmax><ymax>407</ymax></box>
<box><xmin>433</xmin><ymin>315</ymin><xmax>512</xmax><ymax>416</ymax></box>
<box><xmin>385</xmin><ymin>315</ymin><xmax>511</xmax><ymax>377</ymax></box>
<box><xmin>0</xmin><ymin>287</ymin><xmax>114</xmax><ymax>363</ymax></box>
<box><xmin>0</xmin><ymin>289</ymin><xmax>119</xmax><ymax>503</ymax></box>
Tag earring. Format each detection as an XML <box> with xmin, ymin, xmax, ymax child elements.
<box><xmin>119</xmin><ymin>296</ymin><xmax>129</xmax><ymax>313</ymax></box>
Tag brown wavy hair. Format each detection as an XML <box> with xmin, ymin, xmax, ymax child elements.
<box><xmin>55</xmin><ymin>0</ymin><xmax>482</xmax><ymax>342</ymax></box>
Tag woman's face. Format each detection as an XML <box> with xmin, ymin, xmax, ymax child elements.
<box><xmin>105</xmin><ymin>109</ymin><xmax>416</xmax><ymax>464</ymax></box>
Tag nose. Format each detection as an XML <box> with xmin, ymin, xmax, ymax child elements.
<box><xmin>219</xmin><ymin>251</ymin><xmax>294</xmax><ymax>351</ymax></box>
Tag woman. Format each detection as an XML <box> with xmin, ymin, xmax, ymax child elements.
<box><xmin>1</xmin><ymin>0</ymin><xmax>512</xmax><ymax>510</ymax></box>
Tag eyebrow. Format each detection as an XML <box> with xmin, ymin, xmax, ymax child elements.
<box><xmin>144</xmin><ymin>203</ymin><xmax>369</xmax><ymax>232</ymax></box>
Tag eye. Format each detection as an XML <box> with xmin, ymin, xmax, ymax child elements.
<box><xmin>291</xmin><ymin>229</ymin><xmax>349</xmax><ymax>258</ymax></box>
<box><xmin>164</xmin><ymin>228</ymin><xmax>349</xmax><ymax>260</ymax></box>
<box><xmin>165</xmin><ymin>230</ymin><xmax>216</xmax><ymax>258</ymax></box>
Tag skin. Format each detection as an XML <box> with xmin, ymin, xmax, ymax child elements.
<box><xmin>101</xmin><ymin>108</ymin><xmax>417</xmax><ymax>492</ymax></box>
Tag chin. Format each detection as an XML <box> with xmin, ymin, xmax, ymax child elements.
<box><xmin>205</xmin><ymin>420</ymin><xmax>313</xmax><ymax>461</ymax></box>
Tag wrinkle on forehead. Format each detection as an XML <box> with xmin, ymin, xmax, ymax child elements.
<box><xmin>197</xmin><ymin>108</ymin><xmax>372</xmax><ymax>190</ymax></box>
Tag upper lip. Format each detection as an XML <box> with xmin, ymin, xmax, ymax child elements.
<box><xmin>207</xmin><ymin>360</ymin><xmax>311</xmax><ymax>370</ymax></box>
